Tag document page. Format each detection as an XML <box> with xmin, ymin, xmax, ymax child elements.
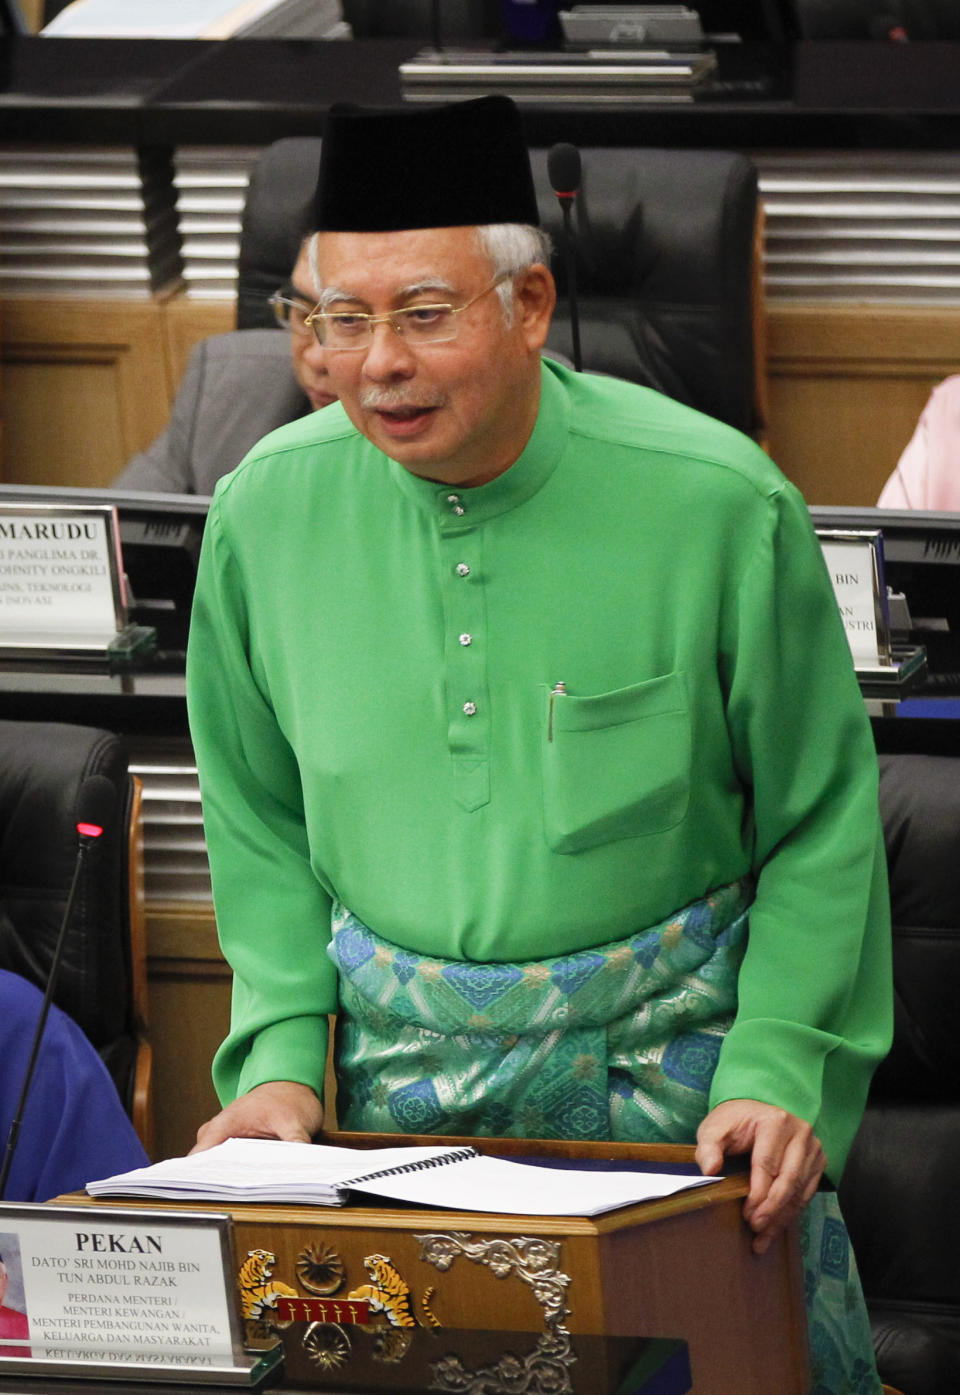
<box><xmin>356</xmin><ymin>1152</ymin><xmax>717</xmax><ymax>1217</ymax></box>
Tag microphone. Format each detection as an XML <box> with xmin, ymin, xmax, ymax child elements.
<box><xmin>547</xmin><ymin>142</ymin><xmax>583</xmax><ymax>372</ymax></box>
<box><xmin>868</xmin><ymin>5</ymin><xmax>909</xmax><ymax>39</ymax></box>
<box><xmin>547</xmin><ymin>141</ymin><xmax>581</xmax><ymax>204</ymax></box>
<box><xmin>0</xmin><ymin>775</ymin><xmax>115</xmax><ymax>1200</ymax></box>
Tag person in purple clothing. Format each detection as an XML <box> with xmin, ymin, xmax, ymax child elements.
<box><xmin>0</xmin><ymin>969</ymin><xmax>148</xmax><ymax>1203</ymax></box>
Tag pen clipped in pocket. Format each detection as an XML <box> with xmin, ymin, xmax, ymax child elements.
<box><xmin>542</xmin><ymin>671</ymin><xmax>691</xmax><ymax>854</ymax></box>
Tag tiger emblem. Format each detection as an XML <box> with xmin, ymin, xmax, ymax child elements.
<box><xmin>346</xmin><ymin>1254</ymin><xmax>439</xmax><ymax>1328</ymax></box>
<box><xmin>237</xmin><ymin>1247</ymin><xmax>299</xmax><ymax>1323</ymax></box>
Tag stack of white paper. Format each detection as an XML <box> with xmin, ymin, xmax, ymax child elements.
<box><xmin>42</xmin><ymin>0</ymin><xmax>349</xmax><ymax>40</ymax></box>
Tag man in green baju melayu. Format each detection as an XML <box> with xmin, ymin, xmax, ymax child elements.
<box><xmin>186</xmin><ymin>95</ymin><xmax>891</xmax><ymax>1393</ymax></box>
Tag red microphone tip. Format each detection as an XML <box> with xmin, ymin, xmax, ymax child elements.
<box><xmin>77</xmin><ymin>822</ymin><xmax>104</xmax><ymax>839</ymax></box>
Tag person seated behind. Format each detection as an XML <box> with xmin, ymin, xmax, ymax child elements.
<box><xmin>878</xmin><ymin>375</ymin><xmax>960</xmax><ymax>510</ymax></box>
<box><xmin>0</xmin><ymin>969</ymin><xmax>148</xmax><ymax>1202</ymax></box>
<box><xmin>114</xmin><ymin>238</ymin><xmax>336</xmax><ymax>496</ymax></box>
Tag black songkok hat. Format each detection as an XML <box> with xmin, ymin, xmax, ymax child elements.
<box><xmin>314</xmin><ymin>94</ymin><xmax>540</xmax><ymax>233</ymax></box>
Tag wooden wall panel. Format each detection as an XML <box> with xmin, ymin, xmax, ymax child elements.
<box><xmin>0</xmin><ymin>296</ymin><xmax>239</xmax><ymax>489</ymax></box>
<box><xmin>146</xmin><ymin>906</ymin><xmax>337</xmax><ymax>1161</ymax></box>
<box><xmin>0</xmin><ymin>299</ymin><xmax>173</xmax><ymax>486</ymax></box>
<box><xmin>766</xmin><ymin>303</ymin><xmax>960</xmax><ymax>507</ymax></box>
<box><xmin>146</xmin><ymin>906</ymin><xmax>232</xmax><ymax>1162</ymax></box>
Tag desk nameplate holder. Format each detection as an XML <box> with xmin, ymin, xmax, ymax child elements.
<box><xmin>817</xmin><ymin>527</ymin><xmax>927</xmax><ymax>694</ymax></box>
<box><xmin>0</xmin><ymin>1202</ymin><xmax>280</xmax><ymax>1387</ymax></box>
<box><xmin>558</xmin><ymin>6</ymin><xmax>706</xmax><ymax>48</ymax></box>
<box><xmin>0</xmin><ymin>505</ymin><xmax>155</xmax><ymax>665</ymax></box>
<box><xmin>399</xmin><ymin>47</ymin><xmax>716</xmax><ymax>104</ymax></box>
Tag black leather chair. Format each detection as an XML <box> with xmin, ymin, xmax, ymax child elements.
<box><xmin>236</xmin><ymin>136</ymin><xmax>323</xmax><ymax>335</ymax></box>
<box><xmin>236</xmin><ymin>138</ymin><xmax>766</xmax><ymax>439</ymax></box>
<box><xmin>0</xmin><ymin>720</ymin><xmax>153</xmax><ymax>1155</ymax></box>
<box><xmin>528</xmin><ymin>145</ymin><xmax>763</xmax><ymax>438</ymax></box>
<box><xmin>838</xmin><ymin>753</ymin><xmax>960</xmax><ymax>1395</ymax></box>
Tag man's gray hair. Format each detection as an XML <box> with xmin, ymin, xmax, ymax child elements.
<box><xmin>306</xmin><ymin>232</ymin><xmax>323</xmax><ymax>296</ymax></box>
<box><xmin>306</xmin><ymin>223</ymin><xmax>552</xmax><ymax>326</ymax></box>
<box><xmin>477</xmin><ymin>224</ymin><xmax>553</xmax><ymax>325</ymax></box>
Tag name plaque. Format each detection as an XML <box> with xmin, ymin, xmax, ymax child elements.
<box><xmin>816</xmin><ymin>528</ymin><xmax>889</xmax><ymax>667</ymax></box>
<box><xmin>0</xmin><ymin>1202</ymin><xmax>280</xmax><ymax>1386</ymax></box>
<box><xmin>0</xmin><ymin>504</ymin><xmax>155</xmax><ymax>661</ymax></box>
<box><xmin>816</xmin><ymin>527</ymin><xmax>927</xmax><ymax>693</ymax></box>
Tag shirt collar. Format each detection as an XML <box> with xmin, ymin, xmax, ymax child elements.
<box><xmin>387</xmin><ymin>359</ymin><xmax>569</xmax><ymax>524</ymax></box>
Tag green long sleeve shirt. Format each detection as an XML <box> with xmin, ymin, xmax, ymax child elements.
<box><xmin>187</xmin><ymin>360</ymin><xmax>891</xmax><ymax>1179</ymax></box>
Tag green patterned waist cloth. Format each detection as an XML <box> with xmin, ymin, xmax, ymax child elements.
<box><xmin>328</xmin><ymin>878</ymin><xmax>751</xmax><ymax>1142</ymax></box>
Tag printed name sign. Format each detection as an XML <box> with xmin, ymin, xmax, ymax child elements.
<box><xmin>0</xmin><ymin>1203</ymin><xmax>277</xmax><ymax>1386</ymax></box>
<box><xmin>0</xmin><ymin>505</ymin><xmax>127</xmax><ymax>654</ymax></box>
<box><xmin>816</xmin><ymin>529</ymin><xmax>890</xmax><ymax>667</ymax></box>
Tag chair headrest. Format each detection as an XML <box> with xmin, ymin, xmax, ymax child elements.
<box><xmin>237</xmin><ymin>137</ymin><xmax>323</xmax><ymax>332</ymax></box>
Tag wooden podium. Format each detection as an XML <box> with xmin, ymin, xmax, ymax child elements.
<box><xmin>71</xmin><ymin>1134</ymin><xmax>810</xmax><ymax>1395</ymax></box>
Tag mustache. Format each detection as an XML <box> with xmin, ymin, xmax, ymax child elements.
<box><xmin>359</xmin><ymin>387</ymin><xmax>446</xmax><ymax>412</ymax></box>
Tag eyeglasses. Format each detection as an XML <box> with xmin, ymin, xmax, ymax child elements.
<box><xmin>268</xmin><ymin>289</ymin><xmax>317</xmax><ymax>338</ymax></box>
<box><xmin>304</xmin><ymin>273</ymin><xmax>512</xmax><ymax>351</ymax></box>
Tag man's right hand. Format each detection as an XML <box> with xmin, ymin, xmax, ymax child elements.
<box><xmin>191</xmin><ymin>1080</ymin><xmax>324</xmax><ymax>1153</ymax></box>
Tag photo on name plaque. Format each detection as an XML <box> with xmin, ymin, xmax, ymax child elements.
<box><xmin>0</xmin><ymin>1235</ymin><xmax>31</xmax><ymax>1358</ymax></box>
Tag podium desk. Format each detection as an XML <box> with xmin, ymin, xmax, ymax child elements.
<box><xmin>67</xmin><ymin>1138</ymin><xmax>809</xmax><ymax>1395</ymax></box>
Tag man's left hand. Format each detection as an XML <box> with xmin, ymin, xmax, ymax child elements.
<box><xmin>694</xmin><ymin>1099</ymin><xmax>826</xmax><ymax>1256</ymax></box>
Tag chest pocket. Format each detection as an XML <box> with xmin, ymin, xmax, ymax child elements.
<box><xmin>542</xmin><ymin>671</ymin><xmax>691</xmax><ymax>854</ymax></box>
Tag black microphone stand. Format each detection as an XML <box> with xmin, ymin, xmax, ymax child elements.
<box><xmin>548</xmin><ymin>143</ymin><xmax>584</xmax><ymax>373</ymax></box>
<box><xmin>558</xmin><ymin>196</ymin><xmax>582</xmax><ymax>372</ymax></box>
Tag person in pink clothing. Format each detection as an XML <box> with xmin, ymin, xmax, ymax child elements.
<box><xmin>0</xmin><ymin>1253</ymin><xmax>30</xmax><ymax>1358</ymax></box>
<box><xmin>878</xmin><ymin>375</ymin><xmax>960</xmax><ymax>510</ymax></box>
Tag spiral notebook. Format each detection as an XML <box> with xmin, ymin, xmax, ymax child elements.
<box><xmin>86</xmin><ymin>1138</ymin><xmax>716</xmax><ymax>1217</ymax></box>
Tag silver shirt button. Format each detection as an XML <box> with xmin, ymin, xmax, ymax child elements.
<box><xmin>463</xmin><ymin>702</ymin><xmax>477</xmax><ymax>716</ymax></box>
<box><xmin>456</xmin><ymin>563</ymin><xmax>470</xmax><ymax>577</ymax></box>
<box><xmin>459</xmin><ymin>633</ymin><xmax>472</xmax><ymax>646</ymax></box>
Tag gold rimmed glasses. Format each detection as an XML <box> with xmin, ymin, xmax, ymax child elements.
<box><xmin>304</xmin><ymin>273</ymin><xmax>512</xmax><ymax>351</ymax></box>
